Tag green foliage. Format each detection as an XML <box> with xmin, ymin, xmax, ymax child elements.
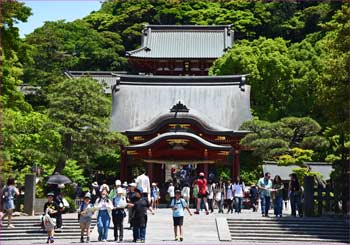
<box><xmin>278</xmin><ymin>148</ymin><xmax>313</xmax><ymax>166</ymax></box>
<box><xmin>1</xmin><ymin>0</ymin><xmax>33</xmax><ymax>111</ymax></box>
<box><xmin>240</xmin><ymin>167</ymin><xmax>262</xmax><ymax>186</ymax></box>
<box><xmin>61</xmin><ymin>160</ymin><xmax>86</xmax><ymax>186</ymax></box>
<box><xmin>216</xmin><ymin>166</ymin><xmax>230</xmax><ymax>181</ymax></box>
<box><xmin>240</xmin><ymin>117</ymin><xmax>327</xmax><ymax>163</ymax></box>
<box><xmin>2</xmin><ymin>109</ymin><xmax>62</xmax><ymax>184</ymax></box>
<box><xmin>64</xmin><ymin>196</ymin><xmax>77</xmax><ymax>213</ymax></box>
<box><xmin>46</xmin><ymin>76</ymin><xmax>128</xmax><ymax>174</ymax></box>
<box><xmin>24</xmin><ymin>20</ymin><xmax>127</xmax><ymax>87</ymax></box>
<box><xmin>292</xmin><ymin>167</ymin><xmax>321</xmax><ymax>186</ymax></box>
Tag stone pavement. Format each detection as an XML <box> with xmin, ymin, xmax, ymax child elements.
<box><xmin>1</xmin><ymin>207</ymin><xmax>293</xmax><ymax>244</ymax></box>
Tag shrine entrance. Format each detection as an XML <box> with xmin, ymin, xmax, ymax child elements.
<box><xmin>119</xmin><ymin>102</ymin><xmax>248</xmax><ymax>185</ymax></box>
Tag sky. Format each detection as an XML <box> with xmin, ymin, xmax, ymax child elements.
<box><xmin>16</xmin><ymin>0</ymin><xmax>102</xmax><ymax>37</ymax></box>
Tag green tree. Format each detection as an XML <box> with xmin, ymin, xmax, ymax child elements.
<box><xmin>2</xmin><ymin>109</ymin><xmax>62</xmax><ymax>184</ymax></box>
<box><xmin>240</xmin><ymin>117</ymin><xmax>328</xmax><ymax>163</ymax></box>
<box><xmin>46</xmin><ymin>76</ymin><xmax>127</xmax><ymax>174</ymax></box>
<box><xmin>1</xmin><ymin>0</ymin><xmax>32</xmax><ymax>111</ymax></box>
<box><xmin>24</xmin><ymin>19</ymin><xmax>126</xmax><ymax>87</ymax></box>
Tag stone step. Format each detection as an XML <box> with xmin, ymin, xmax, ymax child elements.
<box><xmin>229</xmin><ymin>230</ymin><xmax>349</xmax><ymax>238</ymax></box>
<box><xmin>227</xmin><ymin>219</ymin><xmax>347</xmax><ymax>224</ymax></box>
<box><xmin>228</xmin><ymin>226</ymin><xmax>349</xmax><ymax>233</ymax></box>
<box><xmin>1</xmin><ymin>228</ymin><xmax>84</xmax><ymax>233</ymax></box>
<box><xmin>230</xmin><ymin>235</ymin><xmax>349</xmax><ymax>243</ymax></box>
<box><xmin>228</xmin><ymin>222</ymin><xmax>349</xmax><ymax>229</ymax></box>
<box><xmin>0</xmin><ymin>236</ymin><xmax>82</xmax><ymax>241</ymax></box>
<box><xmin>230</xmin><ymin>239</ymin><xmax>349</xmax><ymax>244</ymax></box>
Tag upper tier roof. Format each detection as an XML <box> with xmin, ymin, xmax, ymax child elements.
<box><xmin>126</xmin><ymin>25</ymin><xmax>234</xmax><ymax>59</ymax></box>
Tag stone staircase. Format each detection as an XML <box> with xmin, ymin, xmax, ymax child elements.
<box><xmin>0</xmin><ymin>217</ymin><xmax>96</xmax><ymax>242</ymax></box>
<box><xmin>227</xmin><ymin>217</ymin><xmax>349</xmax><ymax>244</ymax></box>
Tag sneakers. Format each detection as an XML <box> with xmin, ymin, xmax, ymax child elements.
<box><xmin>175</xmin><ymin>237</ymin><xmax>179</xmax><ymax>241</ymax></box>
<box><xmin>102</xmin><ymin>239</ymin><xmax>107</xmax><ymax>242</ymax></box>
<box><xmin>141</xmin><ymin>240</ymin><xmax>145</xmax><ymax>243</ymax></box>
<box><xmin>7</xmin><ymin>224</ymin><xmax>15</xmax><ymax>228</ymax></box>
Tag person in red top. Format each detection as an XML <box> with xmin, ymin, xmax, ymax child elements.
<box><xmin>194</xmin><ymin>172</ymin><xmax>209</xmax><ymax>215</ymax></box>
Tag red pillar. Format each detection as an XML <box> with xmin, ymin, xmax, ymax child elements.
<box><xmin>203</xmin><ymin>163</ymin><xmax>208</xmax><ymax>177</ymax></box>
<box><xmin>147</xmin><ymin>162</ymin><xmax>153</xmax><ymax>183</ymax></box>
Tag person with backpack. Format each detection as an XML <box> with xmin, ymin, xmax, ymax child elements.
<box><xmin>94</xmin><ymin>188</ymin><xmax>113</xmax><ymax>242</ymax></box>
<box><xmin>289</xmin><ymin>173</ymin><xmax>303</xmax><ymax>217</ymax></box>
<box><xmin>112</xmin><ymin>187</ymin><xmax>127</xmax><ymax>242</ymax></box>
<box><xmin>129</xmin><ymin>187</ymin><xmax>154</xmax><ymax>243</ymax></box>
<box><xmin>225</xmin><ymin>179</ymin><xmax>234</xmax><ymax>214</ymax></box>
<box><xmin>127</xmin><ymin>183</ymin><xmax>137</xmax><ymax>230</ymax></box>
<box><xmin>1</xmin><ymin>177</ymin><xmax>19</xmax><ymax>228</ymax></box>
<box><xmin>43</xmin><ymin>192</ymin><xmax>59</xmax><ymax>243</ymax></box>
<box><xmin>249</xmin><ymin>185</ymin><xmax>259</xmax><ymax>212</ymax></box>
<box><xmin>78</xmin><ymin>193</ymin><xmax>95</xmax><ymax>243</ymax></box>
<box><xmin>233</xmin><ymin>176</ymin><xmax>245</xmax><ymax>214</ymax></box>
<box><xmin>170</xmin><ymin>190</ymin><xmax>192</xmax><ymax>241</ymax></box>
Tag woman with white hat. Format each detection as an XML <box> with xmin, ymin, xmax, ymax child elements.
<box><xmin>151</xmin><ymin>183</ymin><xmax>160</xmax><ymax>210</ymax></box>
<box><xmin>112</xmin><ymin>187</ymin><xmax>127</xmax><ymax>242</ymax></box>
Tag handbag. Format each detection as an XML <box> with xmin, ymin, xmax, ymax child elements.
<box><xmin>215</xmin><ymin>192</ymin><xmax>222</xmax><ymax>202</ymax></box>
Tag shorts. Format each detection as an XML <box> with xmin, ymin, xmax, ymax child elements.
<box><xmin>80</xmin><ymin>221</ymin><xmax>91</xmax><ymax>230</ymax></box>
<box><xmin>198</xmin><ymin>193</ymin><xmax>208</xmax><ymax>198</ymax></box>
<box><xmin>3</xmin><ymin>200</ymin><xmax>15</xmax><ymax>210</ymax></box>
<box><xmin>173</xmin><ymin>216</ymin><xmax>184</xmax><ymax>226</ymax></box>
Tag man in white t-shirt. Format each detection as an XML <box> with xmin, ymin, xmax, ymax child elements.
<box><xmin>135</xmin><ymin>170</ymin><xmax>151</xmax><ymax>201</ymax></box>
<box><xmin>167</xmin><ymin>183</ymin><xmax>175</xmax><ymax>207</ymax></box>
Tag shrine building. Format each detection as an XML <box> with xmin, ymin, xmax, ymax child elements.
<box><xmin>66</xmin><ymin>25</ymin><xmax>252</xmax><ymax>184</ymax></box>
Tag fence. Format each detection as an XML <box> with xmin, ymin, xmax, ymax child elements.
<box><xmin>304</xmin><ymin>176</ymin><xmax>345</xmax><ymax>216</ymax></box>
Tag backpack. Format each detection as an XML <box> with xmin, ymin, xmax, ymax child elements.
<box><xmin>171</xmin><ymin>198</ymin><xmax>186</xmax><ymax>209</ymax></box>
<box><xmin>2</xmin><ymin>187</ymin><xmax>9</xmax><ymax>202</ymax></box>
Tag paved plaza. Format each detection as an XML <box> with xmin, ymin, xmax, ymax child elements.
<box><xmin>0</xmin><ymin>208</ymin><xmax>279</xmax><ymax>244</ymax></box>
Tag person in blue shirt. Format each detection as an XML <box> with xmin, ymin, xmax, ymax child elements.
<box><xmin>78</xmin><ymin>192</ymin><xmax>95</xmax><ymax>243</ymax></box>
<box><xmin>2</xmin><ymin>177</ymin><xmax>19</xmax><ymax>228</ymax></box>
<box><xmin>170</xmin><ymin>190</ymin><xmax>192</xmax><ymax>241</ymax></box>
<box><xmin>257</xmin><ymin>172</ymin><xmax>272</xmax><ymax>217</ymax></box>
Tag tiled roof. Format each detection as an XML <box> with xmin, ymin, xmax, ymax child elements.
<box><xmin>110</xmin><ymin>75</ymin><xmax>251</xmax><ymax>132</ymax></box>
<box><xmin>126</xmin><ymin>25</ymin><xmax>234</xmax><ymax>59</ymax></box>
<box><xmin>262</xmin><ymin>161</ymin><xmax>333</xmax><ymax>180</ymax></box>
<box><xmin>64</xmin><ymin>71</ymin><xmax>126</xmax><ymax>94</ymax></box>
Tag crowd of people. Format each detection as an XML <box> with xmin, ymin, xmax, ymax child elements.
<box><xmin>0</xmin><ymin>170</ymin><xmax>305</xmax><ymax>243</ymax></box>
